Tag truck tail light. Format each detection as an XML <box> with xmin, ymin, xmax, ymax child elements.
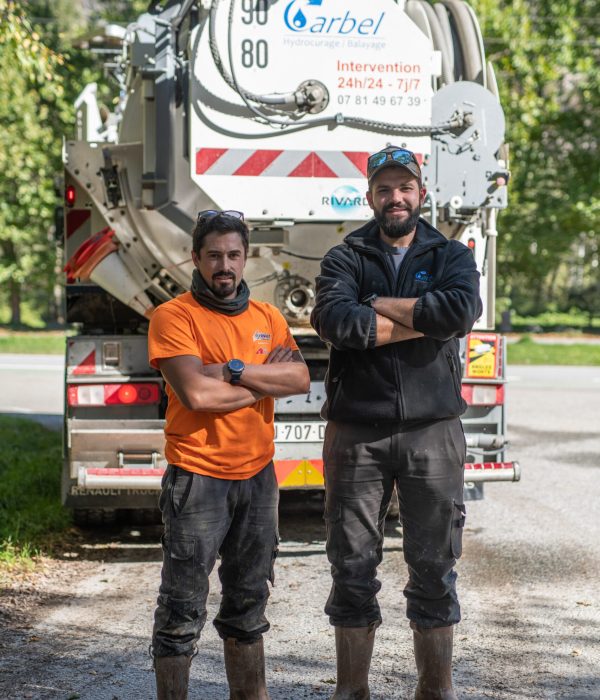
<box><xmin>67</xmin><ymin>383</ymin><xmax>160</xmax><ymax>406</ymax></box>
<box><xmin>461</xmin><ymin>383</ymin><xmax>504</xmax><ymax>406</ymax></box>
<box><xmin>65</xmin><ymin>185</ymin><xmax>76</xmax><ymax>208</ymax></box>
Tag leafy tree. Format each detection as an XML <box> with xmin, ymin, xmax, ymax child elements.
<box><xmin>0</xmin><ymin>0</ymin><xmax>148</xmax><ymax>326</ymax></box>
<box><xmin>471</xmin><ymin>0</ymin><xmax>600</xmax><ymax>314</ymax></box>
<box><xmin>0</xmin><ymin>0</ymin><xmax>67</xmax><ymax>326</ymax></box>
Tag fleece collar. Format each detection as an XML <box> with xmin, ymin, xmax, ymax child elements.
<box><xmin>344</xmin><ymin>218</ymin><xmax>446</xmax><ymax>255</ymax></box>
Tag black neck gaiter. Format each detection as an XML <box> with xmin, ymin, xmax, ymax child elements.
<box><xmin>190</xmin><ymin>269</ymin><xmax>250</xmax><ymax>316</ymax></box>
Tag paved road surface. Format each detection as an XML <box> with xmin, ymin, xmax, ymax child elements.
<box><xmin>0</xmin><ymin>354</ymin><xmax>63</xmax><ymax>429</ymax></box>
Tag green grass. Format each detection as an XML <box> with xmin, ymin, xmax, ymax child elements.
<box><xmin>0</xmin><ymin>333</ymin><xmax>66</xmax><ymax>354</ymax></box>
<box><xmin>0</xmin><ymin>417</ymin><xmax>70</xmax><ymax>568</ymax></box>
<box><xmin>507</xmin><ymin>336</ymin><xmax>600</xmax><ymax>365</ymax></box>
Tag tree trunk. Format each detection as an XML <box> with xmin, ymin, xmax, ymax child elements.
<box><xmin>9</xmin><ymin>278</ymin><xmax>21</xmax><ymax>327</ymax></box>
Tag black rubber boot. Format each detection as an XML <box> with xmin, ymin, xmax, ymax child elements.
<box><xmin>331</xmin><ymin>624</ymin><xmax>377</xmax><ymax>699</ymax></box>
<box><xmin>411</xmin><ymin>623</ymin><xmax>458</xmax><ymax>700</ymax></box>
<box><xmin>154</xmin><ymin>655</ymin><xmax>192</xmax><ymax>700</ymax></box>
<box><xmin>223</xmin><ymin>637</ymin><xmax>270</xmax><ymax>699</ymax></box>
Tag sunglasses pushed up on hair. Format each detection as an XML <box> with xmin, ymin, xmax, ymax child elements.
<box><xmin>367</xmin><ymin>149</ymin><xmax>419</xmax><ymax>178</ymax></box>
<box><xmin>196</xmin><ymin>209</ymin><xmax>245</xmax><ymax>222</ymax></box>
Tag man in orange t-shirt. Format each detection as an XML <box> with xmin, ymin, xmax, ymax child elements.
<box><xmin>149</xmin><ymin>210</ymin><xmax>309</xmax><ymax>700</ymax></box>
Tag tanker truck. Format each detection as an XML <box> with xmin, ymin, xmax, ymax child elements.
<box><xmin>62</xmin><ymin>0</ymin><xmax>519</xmax><ymax>523</ymax></box>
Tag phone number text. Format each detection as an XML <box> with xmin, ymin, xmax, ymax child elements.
<box><xmin>337</xmin><ymin>94</ymin><xmax>423</xmax><ymax>107</ymax></box>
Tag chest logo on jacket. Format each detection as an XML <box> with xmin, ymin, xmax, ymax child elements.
<box><xmin>415</xmin><ymin>270</ymin><xmax>432</xmax><ymax>283</ymax></box>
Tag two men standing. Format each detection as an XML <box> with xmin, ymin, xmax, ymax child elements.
<box><xmin>149</xmin><ymin>145</ymin><xmax>481</xmax><ymax>699</ymax></box>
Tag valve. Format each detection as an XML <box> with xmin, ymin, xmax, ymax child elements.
<box><xmin>294</xmin><ymin>80</ymin><xmax>329</xmax><ymax>114</ymax></box>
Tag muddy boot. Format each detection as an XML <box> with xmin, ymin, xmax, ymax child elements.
<box><xmin>154</xmin><ymin>654</ymin><xmax>192</xmax><ymax>700</ymax></box>
<box><xmin>331</xmin><ymin>624</ymin><xmax>377</xmax><ymax>699</ymax></box>
<box><xmin>411</xmin><ymin>623</ymin><xmax>458</xmax><ymax>700</ymax></box>
<box><xmin>223</xmin><ymin>637</ymin><xmax>270</xmax><ymax>699</ymax></box>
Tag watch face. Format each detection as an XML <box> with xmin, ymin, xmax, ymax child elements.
<box><xmin>228</xmin><ymin>359</ymin><xmax>245</xmax><ymax>373</ymax></box>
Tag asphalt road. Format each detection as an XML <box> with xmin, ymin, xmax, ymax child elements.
<box><xmin>0</xmin><ymin>354</ymin><xmax>64</xmax><ymax>429</ymax></box>
<box><xmin>0</xmin><ymin>360</ymin><xmax>599</xmax><ymax>699</ymax></box>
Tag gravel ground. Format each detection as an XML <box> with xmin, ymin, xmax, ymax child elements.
<box><xmin>1</xmin><ymin>366</ymin><xmax>599</xmax><ymax>699</ymax></box>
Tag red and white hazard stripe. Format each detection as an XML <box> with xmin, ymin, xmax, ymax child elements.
<box><xmin>68</xmin><ymin>339</ymin><xmax>97</xmax><ymax>375</ymax></box>
<box><xmin>196</xmin><ymin>148</ymin><xmax>372</xmax><ymax>178</ymax></box>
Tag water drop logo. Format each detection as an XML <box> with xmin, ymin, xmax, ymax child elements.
<box><xmin>285</xmin><ymin>0</ymin><xmax>323</xmax><ymax>32</ymax></box>
<box><xmin>328</xmin><ymin>185</ymin><xmax>366</xmax><ymax>216</ymax></box>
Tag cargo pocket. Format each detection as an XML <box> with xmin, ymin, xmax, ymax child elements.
<box><xmin>170</xmin><ymin>467</ymin><xmax>194</xmax><ymax>518</ymax></box>
<box><xmin>268</xmin><ymin>533</ymin><xmax>280</xmax><ymax>587</ymax></box>
<box><xmin>324</xmin><ymin>500</ymin><xmax>342</xmax><ymax>525</ymax></box>
<box><xmin>450</xmin><ymin>501</ymin><xmax>466</xmax><ymax>559</ymax></box>
<box><xmin>165</xmin><ymin>535</ymin><xmax>196</xmax><ymax>600</ymax></box>
<box><xmin>158</xmin><ymin>466</ymin><xmax>174</xmax><ymax>514</ymax></box>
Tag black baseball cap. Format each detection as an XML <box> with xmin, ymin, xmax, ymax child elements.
<box><xmin>367</xmin><ymin>146</ymin><xmax>421</xmax><ymax>183</ymax></box>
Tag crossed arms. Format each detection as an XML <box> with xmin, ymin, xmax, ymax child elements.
<box><xmin>370</xmin><ymin>296</ymin><xmax>423</xmax><ymax>346</ymax></box>
<box><xmin>159</xmin><ymin>346</ymin><xmax>310</xmax><ymax>413</ymax></box>
<box><xmin>311</xmin><ymin>241</ymin><xmax>481</xmax><ymax>351</ymax></box>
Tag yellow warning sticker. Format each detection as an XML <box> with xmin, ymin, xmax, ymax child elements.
<box><xmin>466</xmin><ymin>333</ymin><xmax>499</xmax><ymax>379</ymax></box>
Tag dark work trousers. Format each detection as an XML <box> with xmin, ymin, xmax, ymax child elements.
<box><xmin>323</xmin><ymin>417</ymin><xmax>466</xmax><ymax>630</ymax></box>
<box><xmin>152</xmin><ymin>462</ymin><xmax>279</xmax><ymax>657</ymax></box>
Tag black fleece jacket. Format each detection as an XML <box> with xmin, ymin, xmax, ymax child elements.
<box><xmin>310</xmin><ymin>218</ymin><xmax>482</xmax><ymax>423</ymax></box>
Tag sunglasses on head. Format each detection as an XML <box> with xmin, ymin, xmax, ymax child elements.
<box><xmin>196</xmin><ymin>209</ymin><xmax>245</xmax><ymax>222</ymax></box>
<box><xmin>367</xmin><ymin>149</ymin><xmax>418</xmax><ymax>177</ymax></box>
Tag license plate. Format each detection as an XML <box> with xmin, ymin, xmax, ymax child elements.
<box><xmin>274</xmin><ymin>422</ymin><xmax>326</xmax><ymax>443</ymax></box>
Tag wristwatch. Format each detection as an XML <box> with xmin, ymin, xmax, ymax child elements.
<box><xmin>227</xmin><ymin>358</ymin><xmax>245</xmax><ymax>385</ymax></box>
<box><xmin>362</xmin><ymin>293</ymin><xmax>378</xmax><ymax>307</ymax></box>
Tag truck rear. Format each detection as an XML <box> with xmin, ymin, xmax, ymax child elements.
<box><xmin>62</xmin><ymin>0</ymin><xmax>519</xmax><ymax>522</ymax></box>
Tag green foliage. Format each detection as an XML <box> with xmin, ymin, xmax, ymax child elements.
<box><xmin>0</xmin><ymin>300</ymin><xmax>47</xmax><ymax>328</ymax></box>
<box><xmin>471</xmin><ymin>0</ymin><xmax>600</xmax><ymax>314</ymax></box>
<box><xmin>507</xmin><ymin>336</ymin><xmax>600</xmax><ymax>366</ymax></box>
<box><xmin>0</xmin><ymin>0</ymin><xmax>67</xmax><ymax>324</ymax></box>
<box><xmin>0</xmin><ymin>417</ymin><xmax>69</xmax><ymax>559</ymax></box>
<box><xmin>508</xmin><ymin>305</ymin><xmax>600</xmax><ymax>331</ymax></box>
<box><xmin>0</xmin><ymin>1</ymin><xmax>148</xmax><ymax>327</ymax></box>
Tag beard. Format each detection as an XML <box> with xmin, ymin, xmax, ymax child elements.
<box><xmin>374</xmin><ymin>204</ymin><xmax>420</xmax><ymax>240</ymax></box>
<box><xmin>210</xmin><ymin>273</ymin><xmax>237</xmax><ymax>298</ymax></box>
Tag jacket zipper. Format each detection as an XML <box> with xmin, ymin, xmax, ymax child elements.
<box><xmin>392</xmin><ymin>244</ymin><xmax>423</xmax><ymax>421</ymax></box>
<box><xmin>391</xmin><ymin>240</ymin><xmax>445</xmax><ymax>419</ymax></box>
<box><xmin>348</xmin><ymin>233</ymin><xmax>445</xmax><ymax>423</ymax></box>
<box><xmin>358</xmin><ymin>247</ymin><xmax>404</xmax><ymax>420</ymax></box>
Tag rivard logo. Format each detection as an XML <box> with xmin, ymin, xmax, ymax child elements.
<box><xmin>283</xmin><ymin>0</ymin><xmax>385</xmax><ymax>36</ymax></box>
<box><xmin>322</xmin><ymin>185</ymin><xmax>368</xmax><ymax>215</ymax></box>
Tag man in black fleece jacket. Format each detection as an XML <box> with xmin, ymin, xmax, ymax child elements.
<box><xmin>310</xmin><ymin>146</ymin><xmax>482</xmax><ymax>700</ymax></box>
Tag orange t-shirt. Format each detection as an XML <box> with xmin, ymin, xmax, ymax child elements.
<box><xmin>148</xmin><ymin>292</ymin><xmax>298</xmax><ymax>480</ymax></box>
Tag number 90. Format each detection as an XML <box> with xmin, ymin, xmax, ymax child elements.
<box><xmin>241</xmin><ymin>0</ymin><xmax>269</xmax><ymax>25</ymax></box>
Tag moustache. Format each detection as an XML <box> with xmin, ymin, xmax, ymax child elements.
<box><xmin>384</xmin><ymin>204</ymin><xmax>411</xmax><ymax>214</ymax></box>
<box><xmin>213</xmin><ymin>273</ymin><xmax>235</xmax><ymax>281</ymax></box>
